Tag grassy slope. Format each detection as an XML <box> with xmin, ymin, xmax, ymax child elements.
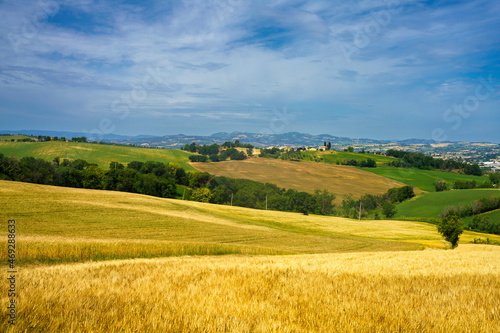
<box><xmin>302</xmin><ymin>150</ymin><xmax>395</xmax><ymax>164</ymax></box>
<box><xmin>5</xmin><ymin>180</ymin><xmax>500</xmax><ymax>264</ymax></box>
<box><xmin>463</xmin><ymin>209</ymin><xmax>500</xmax><ymax>226</ymax></box>
<box><xmin>0</xmin><ymin>134</ymin><xmax>32</xmax><ymax>141</ymax></box>
<box><xmin>192</xmin><ymin>158</ymin><xmax>413</xmax><ymax>203</ymax></box>
<box><xmin>395</xmin><ymin>189</ymin><xmax>500</xmax><ymax>220</ymax></box>
<box><xmin>0</xmin><ymin>141</ymin><xmax>196</xmax><ymax>171</ymax></box>
<box><xmin>363</xmin><ymin>165</ymin><xmax>487</xmax><ymax>192</ymax></box>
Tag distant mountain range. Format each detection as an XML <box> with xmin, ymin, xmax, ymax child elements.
<box><xmin>0</xmin><ymin>129</ymin><xmax>483</xmax><ymax>148</ymax></box>
<box><xmin>105</xmin><ymin>131</ymin><xmax>438</xmax><ymax>148</ymax></box>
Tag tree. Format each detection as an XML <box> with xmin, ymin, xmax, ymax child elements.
<box><xmin>489</xmin><ymin>172</ymin><xmax>500</xmax><ymax>185</ymax></box>
<box><xmin>109</xmin><ymin>161</ymin><xmax>125</xmax><ymax>170</ymax></box>
<box><xmin>327</xmin><ymin>142</ymin><xmax>331</xmax><ymax>150</ymax></box>
<box><xmin>437</xmin><ymin>214</ymin><xmax>463</xmax><ymax>249</ymax></box>
<box><xmin>191</xmin><ymin>188</ymin><xmax>213</xmax><ymax>203</ymax></box>
<box><xmin>382</xmin><ymin>202</ymin><xmax>397</xmax><ymax>218</ymax></box>
<box><xmin>434</xmin><ymin>179</ymin><xmax>448</xmax><ymax>192</ymax></box>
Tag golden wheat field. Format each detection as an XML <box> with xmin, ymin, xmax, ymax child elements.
<box><xmin>1</xmin><ymin>180</ymin><xmax>500</xmax><ymax>332</ymax></box>
<box><xmin>1</xmin><ymin>246</ymin><xmax>499</xmax><ymax>332</ymax></box>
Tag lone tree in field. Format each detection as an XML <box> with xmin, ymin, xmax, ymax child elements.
<box><xmin>437</xmin><ymin>214</ymin><xmax>463</xmax><ymax>249</ymax></box>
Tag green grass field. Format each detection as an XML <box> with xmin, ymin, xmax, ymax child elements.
<box><xmin>395</xmin><ymin>189</ymin><xmax>500</xmax><ymax>221</ymax></box>
<box><xmin>463</xmin><ymin>209</ymin><xmax>500</xmax><ymax>226</ymax></box>
<box><xmin>0</xmin><ymin>141</ymin><xmax>196</xmax><ymax>171</ymax></box>
<box><xmin>302</xmin><ymin>150</ymin><xmax>395</xmax><ymax>164</ymax></box>
<box><xmin>363</xmin><ymin>165</ymin><xmax>488</xmax><ymax>192</ymax></box>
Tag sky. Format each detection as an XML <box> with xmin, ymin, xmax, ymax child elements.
<box><xmin>1</xmin><ymin>0</ymin><xmax>499</xmax><ymax>142</ymax></box>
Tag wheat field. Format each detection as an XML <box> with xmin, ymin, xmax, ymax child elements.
<box><xmin>1</xmin><ymin>245</ymin><xmax>499</xmax><ymax>332</ymax></box>
<box><xmin>2</xmin><ymin>180</ymin><xmax>500</xmax><ymax>332</ymax></box>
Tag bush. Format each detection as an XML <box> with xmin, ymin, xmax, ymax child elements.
<box><xmin>189</xmin><ymin>155</ymin><xmax>208</xmax><ymax>162</ymax></box>
<box><xmin>433</xmin><ymin>180</ymin><xmax>448</xmax><ymax>192</ymax></box>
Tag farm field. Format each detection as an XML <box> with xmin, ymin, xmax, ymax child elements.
<box><xmin>395</xmin><ymin>189</ymin><xmax>500</xmax><ymax>221</ymax></box>
<box><xmin>2</xmin><ymin>180</ymin><xmax>500</xmax><ymax>331</ymax></box>
<box><xmin>191</xmin><ymin>158</ymin><xmax>418</xmax><ymax>203</ymax></box>
<box><xmin>0</xmin><ymin>141</ymin><xmax>196</xmax><ymax>171</ymax></box>
<box><xmin>363</xmin><ymin>165</ymin><xmax>488</xmax><ymax>192</ymax></box>
<box><xmin>2</xmin><ymin>246</ymin><xmax>499</xmax><ymax>332</ymax></box>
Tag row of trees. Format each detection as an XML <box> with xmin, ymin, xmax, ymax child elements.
<box><xmin>338</xmin><ymin>186</ymin><xmax>415</xmax><ymax>219</ymax></box>
<box><xmin>467</xmin><ymin>216</ymin><xmax>500</xmax><ymax>236</ymax></box>
<box><xmin>184</xmin><ymin>141</ymin><xmax>249</xmax><ymax>162</ymax></box>
<box><xmin>339</xmin><ymin>158</ymin><xmax>376</xmax><ymax>168</ymax></box>
<box><xmin>188</xmin><ymin>147</ymin><xmax>247</xmax><ymax>162</ymax></box>
<box><xmin>386</xmin><ymin>149</ymin><xmax>483</xmax><ymax>176</ymax></box>
<box><xmin>207</xmin><ymin>177</ymin><xmax>336</xmax><ymax>215</ymax></box>
<box><xmin>0</xmin><ymin>154</ymin><xmax>192</xmax><ymax>199</ymax></box>
<box><xmin>0</xmin><ymin>154</ymin><xmax>336</xmax><ymax>215</ymax></box>
<box><xmin>441</xmin><ymin>197</ymin><xmax>500</xmax><ymax>220</ymax></box>
<box><xmin>433</xmin><ymin>179</ymin><xmax>495</xmax><ymax>192</ymax></box>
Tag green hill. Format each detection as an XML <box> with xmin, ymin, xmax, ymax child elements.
<box><xmin>363</xmin><ymin>166</ymin><xmax>487</xmax><ymax>192</ymax></box>
<box><xmin>395</xmin><ymin>189</ymin><xmax>500</xmax><ymax>221</ymax></box>
<box><xmin>302</xmin><ymin>150</ymin><xmax>395</xmax><ymax>164</ymax></box>
<box><xmin>0</xmin><ymin>141</ymin><xmax>196</xmax><ymax>171</ymax></box>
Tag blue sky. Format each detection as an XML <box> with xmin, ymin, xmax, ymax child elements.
<box><xmin>1</xmin><ymin>0</ymin><xmax>499</xmax><ymax>142</ymax></box>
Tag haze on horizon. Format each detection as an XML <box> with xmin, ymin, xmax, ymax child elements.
<box><xmin>1</xmin><ymin>0</ymin><xmax>499</xmax><ymax>143</ymax></box>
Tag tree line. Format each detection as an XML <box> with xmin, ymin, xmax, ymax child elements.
<box><xmin>386</xmin><ymin>149</ymin><xmax>483</xmax><ymax>176</ymax></box>
<box><xmin>338</xmin><ymin>186</ymin><xmax>415</xmax><ymax>219</ymax></box>
<box><xmin>0</xmin><ymin>153</ymin><xmax>337</xmax><ymax>215</ymax></box>
<box><xmin>433</xmin><ymin>178</ymin><xmax>496</xmax><ymax>192</ymax></box>
<box><xmin>184</xmin><ymin>141</ymin><xmax>249</xmax><ymax>162</ymax></box>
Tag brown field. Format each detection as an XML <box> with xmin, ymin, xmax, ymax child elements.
<box><xmin>3</xmin><ymin>245</ymin><xmax>499</xmax><ymax>332</ymax></box>
<box><xmin>191</xmin><ymin>158</ymin><xmax>418</xmax><ymax>202</ymax></box>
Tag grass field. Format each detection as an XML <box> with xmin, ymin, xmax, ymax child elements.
<box><xmin>191</xmin><ymin>158</ymin><xmax>418</xmax><ymax>203</ymax></box>
<box><xmin>2</xmin><ymin>180</ymin><xmax>500</xmax><ymax>331</ymax></box>
<box><xmin>395</xmin><ymin>189</ymin><xmax>500</xmax><ymax>221</ymax></box>
<box><xmin>302</xmin><ymin>150</ymin><xmax>396</xmax><ymax>164</ymax></box>
<box><xmin>0</xmin><ymin>134</ymin><xmax>32</xmax><ymax>141</ymax></box>
<box><xmin>363</xmin><ymin>165</ymin><xmax>488</xmax><ymax>192</ymax></box>
<box><xmin>463</xmin><ymin>209</ymin><xmax>500</xmax><ymax>226</ymax></box>
<box><xmin>0</xmin><ymin>141</ymin><xmax>196</xmax><ymax>171</ymax></box>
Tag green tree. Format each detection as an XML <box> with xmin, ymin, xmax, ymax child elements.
<box><xmin>433</xmin><ymin>179</ymin><xmax>448</xmax><ymax>192</ymax></box>
<box><xmin>191</xmin><ymin>188</ymin><xmax>213</xmax><ymax>203</ymax></box>
<box><xmin>489</xmin><ymin>172</ymin><xmax>500</xmax><ymax>185</ymax></box>
<box><xmin>109</xmin><ymin>161</ymin><xmax>125</xmax><ymax>170</ymax></box>
<box><xmin>382</xmin><ymin>202</ymin><xmax>397</xmax><ymax>218</ymax></box>
<box><xmin>437</xmin><ymin>214</ymin><xmax>463</xmax><ymax>249</ymax></box>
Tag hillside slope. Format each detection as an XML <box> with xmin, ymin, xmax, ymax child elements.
<box><xmin>0</xmin><ymin>141</ymin><xmax>195</xmax><ymax>171</ymax></box>
<box><xmin>395</xmin><ymin>189</ymin><xmax>500</xmax><ymax>220</ymax></box>
<box><xmin>191</xmin><ymin>158</ymin><xmax>418</xmax><ymax>203</ymax></box>
<box><xmin>3</xmin><ymin>180</ymin><xmax>499</xmax><ymax>264</ymax></box>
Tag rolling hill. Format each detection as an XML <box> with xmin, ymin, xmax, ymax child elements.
<box><xmin>364</xmin><ymin>165</ymin><xmax>488</xmax><ymax>192</ymax></box>
<box><xmin>2</xmin><ymin>180</ymin><xmax>500</xmax><ymax>332</ymax></box>
<box><xmin>3</xmin><ymin>179</ymin><xmax>497</xmax><ymax>264</ymax></box>
<box><xmin>0</xmin><ymin>141</ymin><xmax>196</xmax><ymax>171</ymax></box>
<box><xmin>191</xmin><ymin>158</ymin><xmax>419</xmax><ymax>203</ymax></box>
<box><xmin>394</xmin><ymin>189</ymin><xmax>500</xmax><ymax>221</ymax></box>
